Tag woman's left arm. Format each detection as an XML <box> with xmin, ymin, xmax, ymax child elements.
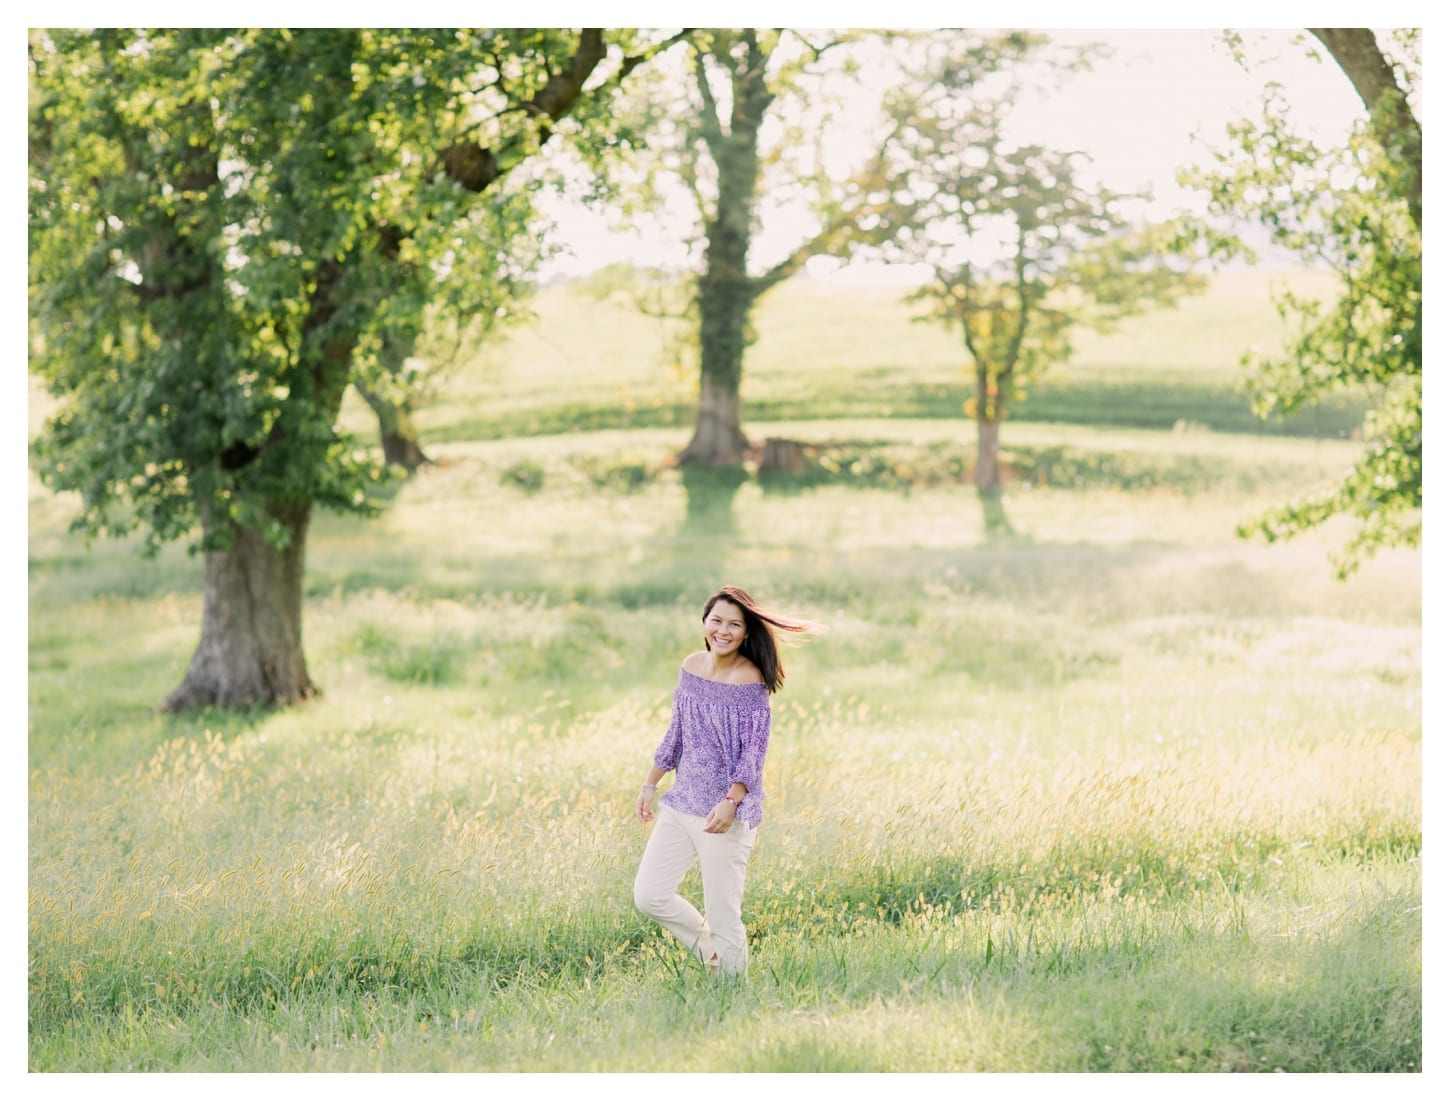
<box><xmin>706</xmin><ymin>705</ymin><xmax>771</xmax><ymax>833</ymax></box>
<box><xmin>728</xmin><ymin>705</ymin><xmax>772</xmax><ymax>809</ymax></box>
<box><xmin>705</xmin><ymin>706</ymin><xmax>770</xmax><ymax>833</ymax></box>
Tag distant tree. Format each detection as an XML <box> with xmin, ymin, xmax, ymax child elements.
<box><xmin>618</xmin><ymin>28</ymin><xmax>892</xmax><ymax>466</ymax></box>
<box><xmin>1182</xmin><ymin>28</ymin><xmax>1420</xmax><ymax>575</ymax></box>
<box><xmin>28</xmin><ymin>28</ymin><xmax>660</xmax><ymax>709</ymax></box>
<box><xmin>348</xmin><ymin>227</ymin><xmax>546</xmax><ymax>472</ymax></box>
<box><xmin>872</xmin><ymin>34</ymin><xmax>1205</xmax><ymax>530</ymax></box>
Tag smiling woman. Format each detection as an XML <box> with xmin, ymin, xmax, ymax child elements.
<box><xmin>632</xmin><ymin>586</ymin><xmax>814</xmax><ymax>976</ymax></box>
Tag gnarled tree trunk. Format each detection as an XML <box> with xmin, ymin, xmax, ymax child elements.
<box><xmin>165</xmin><ymin>501</ymin><xmax>315</xmax><ymax>711</ymax></box>
<box><xmin>167</xmin><ymin>257</ymin><xmax>355</xmax><ymax>711</ymax></box>
<box><xmin>678</xmin><ymin>232</ymin><xmax>755</xmax><ymax>464</ymax></box>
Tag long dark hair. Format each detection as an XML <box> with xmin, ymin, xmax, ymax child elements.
<box><xmin>701</xmin><ymin>585</ymin><xmax>812</xmax><ymax>694</ymax></box>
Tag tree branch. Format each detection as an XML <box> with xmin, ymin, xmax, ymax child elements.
<box><xmin>613</xmin><ymin>28</ymin><xmax>696</xmax><ymax>88</ymax></box>
<box><xmin>781</xmin><ymin>28</ymin><xmax>858</xmax><ymax>63</ymax></box>
<box><xmin>1309</xmin><ymin>28</ymin><xmax>1421</xmax><ymax>231</ymax></box>
<box><xmin>440</xmin><ymin>28</ymin><xmax>610</xmax><ymax>194</ymax></box>
<box><xmin>1003</xmin><ymin>233</ymin><xmax>1032</xmax><ymax>381</ymax></box>
<box><xmin>751</xmin><ymin>215</ymin><xmax>849</xmax><ymax>296</ymax></box>
<box><xmin>942</xmin><ymin>265</ymin><xmax>982</xmax><ymax>366</ymax></box>
<box><xmin>693</xmin><ymin>46</ymin><xmax>727</xmax><ymax>152</ymax></box>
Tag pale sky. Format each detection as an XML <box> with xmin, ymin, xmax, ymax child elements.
<box><xmin>538</xmin><ymin>25</ymin><xmax>1377</xmax><ymax>282</ymax></box>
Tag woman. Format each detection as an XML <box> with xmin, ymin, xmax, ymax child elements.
<box><xmin>633</xmin><ymin>586</ymin><xmax>810</xmax><ymax>977</ymax></box>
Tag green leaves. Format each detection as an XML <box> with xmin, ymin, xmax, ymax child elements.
<box><xmin>1187</xmin><ymin>29</ymin><xmax>1420</xmax><ymax>575</ymax></box>
<box><xmin>29</xmin><ymin>28</ymin><xmax>630</xmax><ymax>549</ymax></box>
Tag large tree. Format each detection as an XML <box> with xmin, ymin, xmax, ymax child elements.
<box><xmin>28</xmin><ymin>28</ymin><xmax>659</xmax><ymax>709</ymax></box>
<box><xmin>871</xmin><ymin>34</ymin><xmax>1204</xmax><ymax>530</ymax></box>
<box><xmin>1182</xmin><ymin>28</ymin><xmax>1420</xmax><ymax>575</ymax></box>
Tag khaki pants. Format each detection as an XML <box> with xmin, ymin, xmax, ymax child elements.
<box><xmin>633</xmin><ymin>802</ymin><xmax>759</xmax><ymax>975</ymax></box>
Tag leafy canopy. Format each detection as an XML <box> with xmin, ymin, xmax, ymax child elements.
<box><xmin>28</xmin><ymin>28</ymin><xmax>638</xmax><ymax>551</ymax></box>
<box><xmin>1181</xmin><ymin>29</ymin><xmax>1421</xmax><ymax>575</ymax></box>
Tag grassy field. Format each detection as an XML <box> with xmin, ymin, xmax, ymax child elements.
<box><xmin>401</xmin><ymin>267</ymin><xmax>1367</xmax><ymax>443</ymax></box>
<box><xmin>27</xmin><ymin>272</ymin><xmax>1421</xmax><ymax>1073</ymax></box>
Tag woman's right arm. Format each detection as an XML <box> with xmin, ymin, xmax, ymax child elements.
<box><xmin>636</xmin><ymin>763</ymin><xmax>667</xmax><ymax>822</ymax></box>
<box><xmin>638</xmin><ymin>695</ymin><xmax>682</xmax><ymax>822</ymax></box>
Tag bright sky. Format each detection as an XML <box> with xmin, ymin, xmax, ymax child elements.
<box><xmin>538</xmin><ymin>25</ymin><xmax>1375</xmax><ymax>282</ymax></box>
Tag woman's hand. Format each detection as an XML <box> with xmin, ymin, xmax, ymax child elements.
<box><xmin>703</xmin><ymin>799</ymin><xmax>737</xmax><ymax>834</ymax></box>
<box><xmin>636</xmin><ymin>786</ymin><xmax>656</xmax><ymax>823</ymax></box>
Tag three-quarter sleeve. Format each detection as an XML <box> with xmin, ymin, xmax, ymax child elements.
<box><xmin>729</xmin><ymin>705</ymin><xmax>772</xmax><ymax>809</ymax></box>
<box><xmin>651</xmin><ymin>695</ymin><xmax>683</xmax><ymax>773</ymax></box>
<box><xmin>655</xmin><ymin>669</ymin><xmax>773</xmax><ymax>827</ymax></box>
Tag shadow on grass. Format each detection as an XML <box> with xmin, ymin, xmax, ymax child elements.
<box><xmin>680</xmin><ymin>463</ymin><xmax>748</xmax><ymax>538</ymax></box>
<box><xmin>421</xmin><ymin>372</ymin><xmax>1369</xmax><ymax>445</ymax></box>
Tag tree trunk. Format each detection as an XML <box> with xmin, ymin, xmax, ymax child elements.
<box><xmin>380</xmin><ymin>421</ymin><xmax>429</xmax><ymax>470</ymax></box>
<box><xmin>164</xmin><ymin>502</ymin><xmax>315</xmax><ymax>711</ymax></box>
<box><xmin>680</xmin><ymin>373</ymin><xmax>750</xmax><ymax>466</ymax></box>
<box><xmin>973</xmin><ymin>359</ymin><xmax>1004</xmax><ymax>495</ymax></box>
<box><xmin>975</xmin><ymin>413</ymin><xmax>1003</xmax><ymax>496</ymax></box>
<box><xmin>355</xmin><ymin>380</ymin><xmax>431</xmax><ymax>471</ymax></box>
<box><xmin>678</xmin><ymin>31</ymin><xmax>770</xmax><ymax>467</ymax></box>
<box><xmin>973</xmin><ymin>371</ymin><xmax>1013</xmax><ymax>534</ymax></box>
<box><xmin>355</xmin><ymin>327</ymin><xmax>431</xmax><ymax>472</ymax></box>
<box><xmin>678</xmin><ymin>243</ymin><xmax>754</xmax><ymax>465</ymax></box>
<box><xmin>166</xmin><ymin>249</ymin><xmax>352</xmax><ymax>712</ymax></box>
<box><xmin>1309</xmin><ymin>28</ymin><xmax>1421</xmax><ymax>232</ymax></box>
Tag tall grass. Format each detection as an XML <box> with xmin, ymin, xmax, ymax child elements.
<box><xmin>27</xmin><ymin>274</ymin><xmax>1420</xmax><ymax>1071</ymax></box>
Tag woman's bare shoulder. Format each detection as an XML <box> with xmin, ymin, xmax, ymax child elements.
<box><xmin>728</xmin><ymin>660</ymin><xmax>764</xmax><ymax>684</ymax></box>
<box><xmin>681</xmin><ymin>650</ymin><xmax>710</xmax><ymax>674</ymax></box>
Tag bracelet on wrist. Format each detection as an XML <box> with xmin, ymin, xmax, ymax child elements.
<box><xmin>641</xmin><ymin>783</ymin><xmax>657</xmax><ymax>790</ymax></box>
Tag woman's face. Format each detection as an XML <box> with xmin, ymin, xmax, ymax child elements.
<box><xmin>703</xmin><ymin>599</ymin><xmax>748</xmax><ymax>657</ymax></box>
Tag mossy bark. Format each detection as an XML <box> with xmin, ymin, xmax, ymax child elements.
<box><xmin>678</xmin><ymin>32</ymin><xmax>771</xmax><ymax>467</ymax></box>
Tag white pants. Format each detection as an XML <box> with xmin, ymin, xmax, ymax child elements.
<box><xmin>633</xmin><ymin>803</ymin><xmax>758</xmax><ymax>975</ymax></box>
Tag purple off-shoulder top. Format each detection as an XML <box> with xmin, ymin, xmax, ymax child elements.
<box><xmin>652</xmin><ymin>667</ymin><xmax>772</xmax><ymax>828</ymax></box>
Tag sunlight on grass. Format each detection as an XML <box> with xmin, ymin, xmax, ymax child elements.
<box><xmin>29</xmin><ymin>271</ymin><xmax>1418</xmax><ymax>1071</ymax></box>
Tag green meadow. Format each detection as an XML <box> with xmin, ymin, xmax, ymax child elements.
<box><xmin>28</xmin><ymin>271</ymin><xmax>1420</xmax><ymax>1071</ymax></box>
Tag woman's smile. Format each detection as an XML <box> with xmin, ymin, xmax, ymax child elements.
<box><xmin>705</xmin><ymin>606</ymin><xmax>746</xmax><ymax>653</ymax></box>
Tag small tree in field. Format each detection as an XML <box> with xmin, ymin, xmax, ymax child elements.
<box><xmin>873</xmin><ymin>36</ymin><xmax>1205</xmax><ymax>530</ymax></box>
